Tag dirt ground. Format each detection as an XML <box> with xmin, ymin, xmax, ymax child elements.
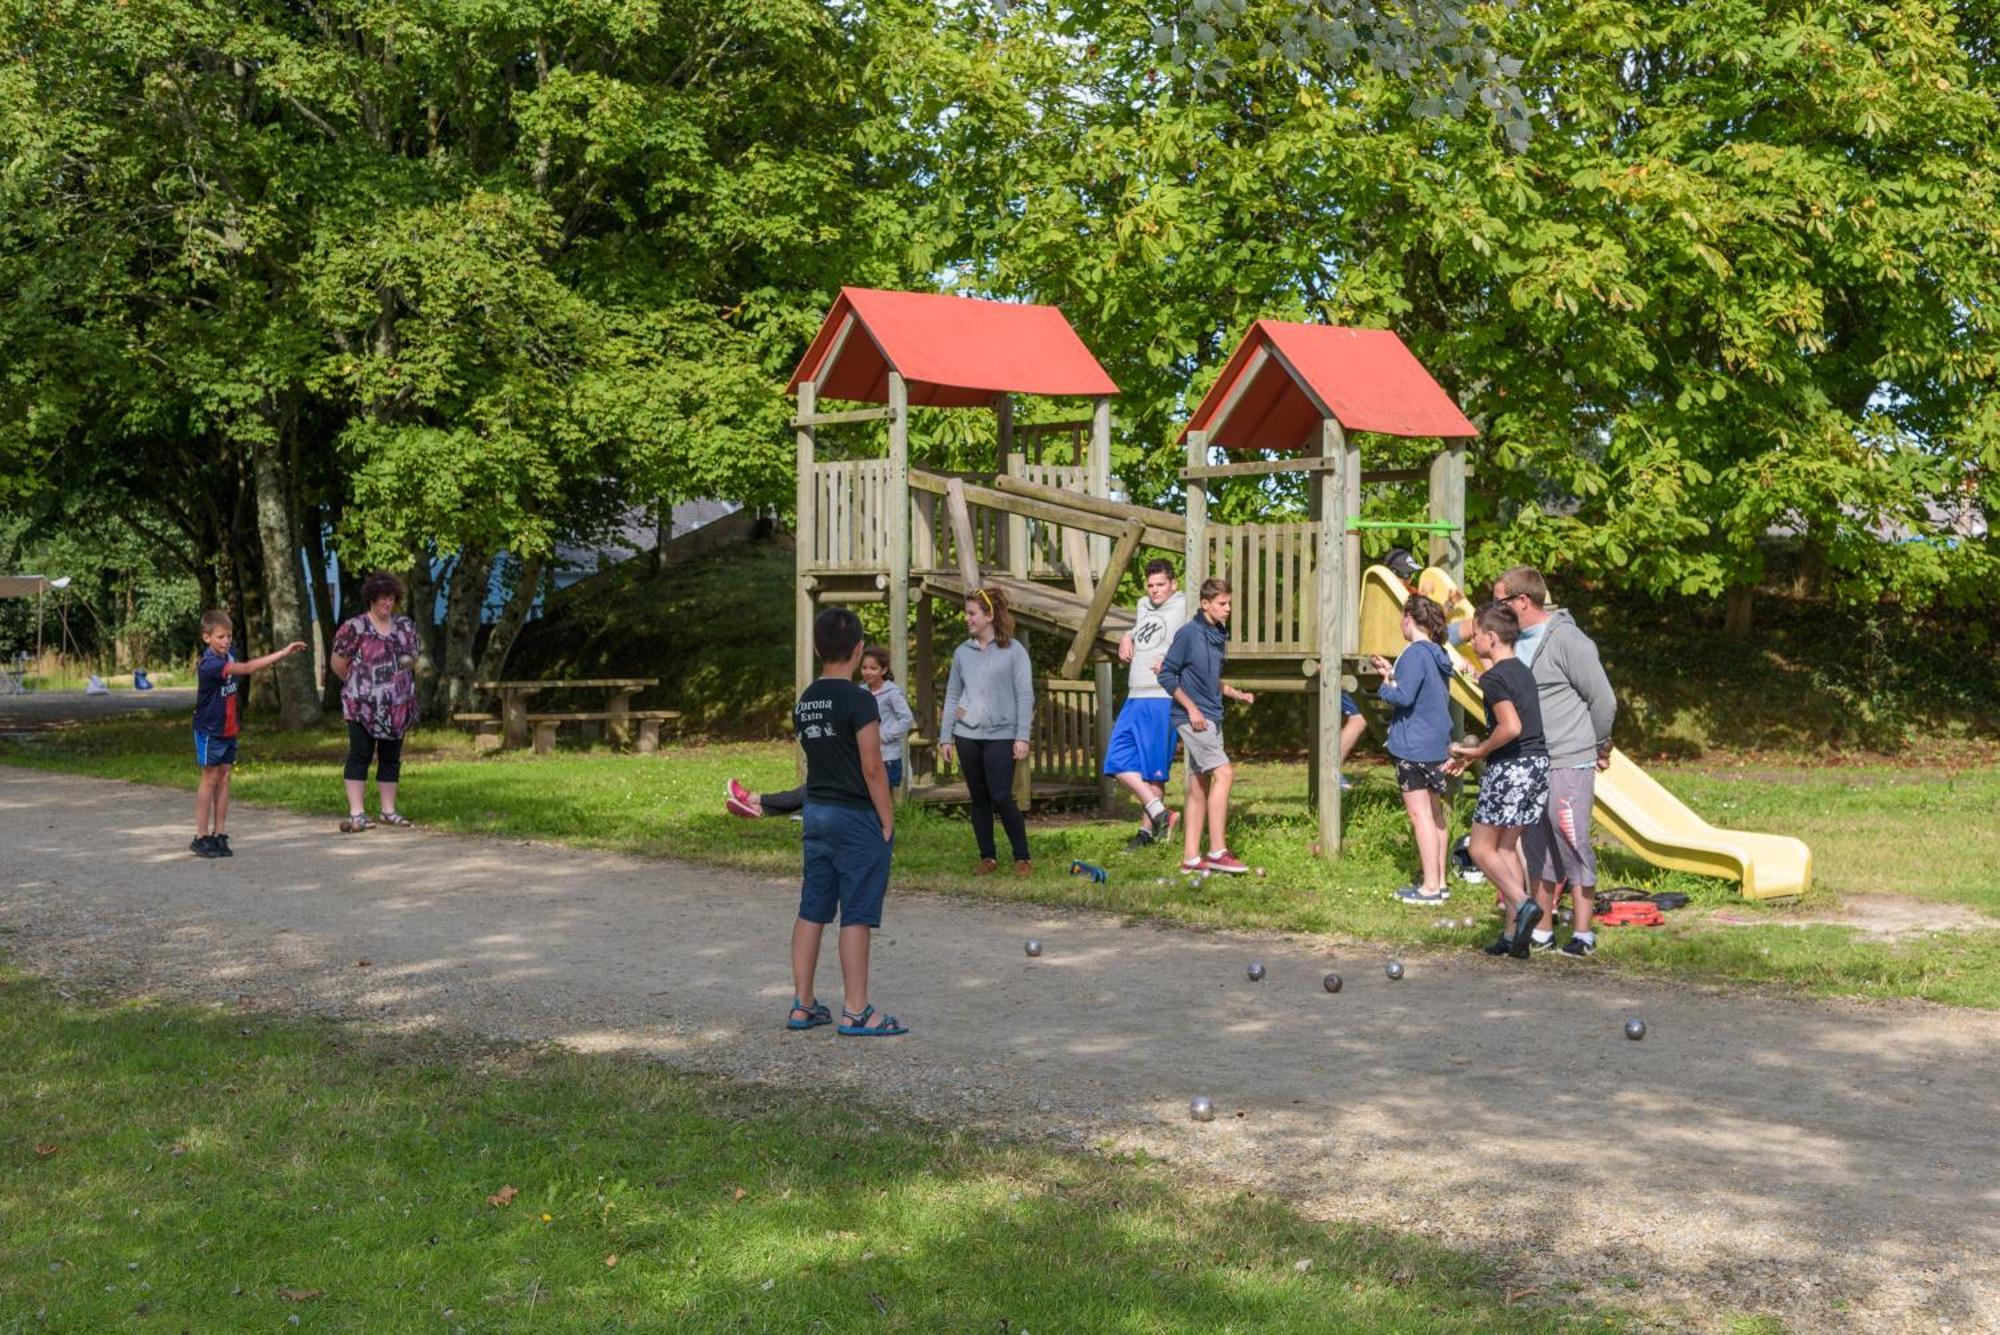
<box><xmin>2</xmin><ymin>767</ymin><xmax>1994</xmax><ymax>1333</ymax></box>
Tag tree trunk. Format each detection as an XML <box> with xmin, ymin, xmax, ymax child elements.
<box><xmin>440</xmin><ymin>547</ymin><xmax>492</xmax><ymax>717</ymax></box>
<box><xmin>303</xmin><ymin>504</ymin><xmax>343</xmax><ymax>713</ymax></box>
<box><xmin>473</xmin><ymin>555</ymin><xmax>544</xmax><ymax>702</ymax></box>
<box><xmin>654</xmin><ymin>500</ymin><xmax>672</xmax><ymax>575</ymax></box>
<box><xmin>407</xmin><ymin>546</ymin><xmax>444</xmax><ymax>718</ymax></box>
<box><xmin>1723</xmin><ymin>584</ymin><xmax>1755</xmax><ymax>639</ymax></box>
<box><xmin>251</xmin><ymin>440</ymin><xmax>320</xmax><ymax>728</ymax></box>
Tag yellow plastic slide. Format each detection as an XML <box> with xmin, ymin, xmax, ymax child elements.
<box><xmin>1357</xmin><ymin>565</ymin><xmax>1813</xmax><ymax>899</ymax></box>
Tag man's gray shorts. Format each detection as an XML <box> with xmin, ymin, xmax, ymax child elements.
<box><xmin>1176</xmin><ymin>722</ymin><xmax>1230</xmax><ymax>776</ymax></box>
<box><xmin>1523</xmin><ymin>765</ymin><xmax>1597</xmax><ymax>888</ymax></box>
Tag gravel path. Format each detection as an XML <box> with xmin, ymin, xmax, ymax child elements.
<box><xmin>2</xmin><ymin>767</ymin><xmax>1993</xmax><ymax>1333</ymax></box>
<box><xmin>0</xmin><ymin>687</ymin><xmax>193</xmax><ymax>735</ymax></box>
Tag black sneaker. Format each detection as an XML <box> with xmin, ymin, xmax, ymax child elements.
<box><xmin>211</xmin><ymin>833</ymin><xmax>233</xmax><ymax>857</ymax></box>
<box><xmin>1508</xmin><ymin>899</ymin><xmax>1544</xmax><ymax>959</ymax></box>
<box><xmin>1558</xmin><ymin>936</ymin><xmax>1596</xmax><ymax>959</ymax></box>
<box><xmin>1483</xmin><ymin>934</ymin><xmax>1514</xmax><ymax>956</ymax></box>
<box><xmin>1528</xmin><ymin>932</ymin><xmax>1558</xmax><ymax>954</ymax></box>
<box><xmin>1123</xmin><ymin>826</ymin><xmax>1156</xmax><ymax>853</ymax></box>
<box><xmin>190</xmin><ymin>836</ymin><xmax>220</xmax><ymax>858</ymax></box>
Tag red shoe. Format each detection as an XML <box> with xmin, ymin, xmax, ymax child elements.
<box><xmin>725</xmin><ymin>778</ymin><xmax>752</xmax><ymax>805</ymax></box>
<box><xmin>1202</xmin><ymin>850</ymin><xmax>1249</xmax><ymax>875</ymax></box>
<box><xmin>725</xmin><ymin>794</ymin><xmax>760</xmax><ymax>819</ymax></box>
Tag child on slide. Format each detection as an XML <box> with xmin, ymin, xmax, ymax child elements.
<box><xmin>1369</xmin><ymin>592</ymin><xmax>1456</xmax><ymax>905</ymax></box>
<box><xmin>1443</xmin><ymin>602</ymin><xmax>1550</xmax><ymax>959</ymax></box>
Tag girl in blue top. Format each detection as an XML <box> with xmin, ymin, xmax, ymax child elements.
<box><xmin>1369</xmin><ymin>593</ymin><xmax>1457</xmax><ymax>904</ymax></box>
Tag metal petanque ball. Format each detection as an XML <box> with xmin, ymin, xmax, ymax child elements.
<box><xmin>1385</xmin><ymin>960</ymin><xmax>1406</xmax><ymax>981</ymax></box>
<box><xmin>1024</xmin><ymin>938</ymin><xmax>1042</xmax><ymax>958</ymax></box>
<box><xmin>1247</xmin><ymin>960</ymin><xmax>1266</xmax><ymax>983</ymax></box>
<box><xmin>1322</xmin><ymin>972</ymin><xmax>1343</xmax><ymax>993</ymax></box>
<box><xmin>1189</xmin><ymin>1095</ymin><xmax>1215</xmax><ymax>1122</ymax></box>
<box><xmin>1625</xmin><ymin>1017</ymin><xmax>1647</xmax><ymax>1041</ymax></box>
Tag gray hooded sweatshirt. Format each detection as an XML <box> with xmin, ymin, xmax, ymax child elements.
<box><xmin>939</xmin><ymin>637</ymin><xmax>1035</xmax><ymax>743</ymax></box>
<box><xmin>1530</xmin><ymin>608</ymin><xmax>1617</xmax><ymax>768</ymax></box>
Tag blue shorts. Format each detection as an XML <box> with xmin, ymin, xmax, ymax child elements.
<box><xmin>194</xmin><ymin>731</ymin><xmax>239</xmax><ymax>768</ymax></box>
<box><xmin>1341</xmin><ymin>692</ymin><xmax>1360</xmax><ymax>717</ymax></box>
<box><xmin>799</xmin><ymin>803</ymin><xmax>892</xmax><ymax>928</ymax></box>
<box><xmin>884</xmin><ymin>757</ymin><xmax>904</xmax><ymax>792</ymax></box>
<box><xmin>1103</xmin><ymin>697</ymin><xmax>1176</xmax><ymax>783</ymax></box>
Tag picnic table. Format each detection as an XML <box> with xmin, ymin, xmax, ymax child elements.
<box><xmin>472</xmin><ymin>678</ymin><xmax>661</xmax><ymax>750</ymax></box>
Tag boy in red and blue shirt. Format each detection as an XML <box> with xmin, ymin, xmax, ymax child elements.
<box><xmin>191</xmin><ymin>610</ymin><xmax>306</xmax><ymax>858</ymax></box>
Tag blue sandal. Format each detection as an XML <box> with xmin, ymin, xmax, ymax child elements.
<box><xmin>837</xmin><ymin>1004</ymin><xmax>908</xmax><ymax>1038</ymax></box>
<box><xmin>786</xmin><ymin>999</ymin><xmax>832</xmax><ymax>1031</ymax></box>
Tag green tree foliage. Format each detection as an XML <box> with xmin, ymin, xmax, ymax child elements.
<box><xmin>0</xmin><ymin>0</ymin><xmax>949</xmax><ymax>706</ymax></box>
<box><xmin>940</xmin><ymin>0</ymin><xmax>1998</xmax><ymax>609</ymax></box>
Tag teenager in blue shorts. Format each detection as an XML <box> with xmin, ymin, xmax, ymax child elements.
<box><xmin>189</xmin><ymin>610</ymin><xmax>307</xmax><ymax>858</ymax></box>
<box><xmin>1105</xmin><ymin>559</ymin><xmax>1188</xmax><ymax>850</ymax></box>
<box><xmin>785</xmin><ymin>606</ymin><xmax>907</xmax><ymax>1037</ymax></box>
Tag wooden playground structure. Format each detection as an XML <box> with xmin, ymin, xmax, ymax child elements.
<box><xmin>786</xmin><ymin>287</ymin><xmax>1476</xmax><ymax>858</ymax></box>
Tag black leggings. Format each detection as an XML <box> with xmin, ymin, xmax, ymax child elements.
<box><xmin>344</xmin><ymin>721</ymin><xmax>404</xmax><ymax>784</ymax></box>
<box><xmin>957</xmin><ymin>734</ymin><xmax>1028</xmax><ymax>861</ymax></box>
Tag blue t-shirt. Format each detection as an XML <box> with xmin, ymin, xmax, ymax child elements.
<box><xmin>193</xmin><ymin>648</ymin><xmax>239</xmax><ymax>738</ymax></box>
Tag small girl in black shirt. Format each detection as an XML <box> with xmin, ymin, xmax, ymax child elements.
<box><xmin>1444</xmin><ymin>602</ymin><xmax>1550</xmax><ymax>959</ymax></box>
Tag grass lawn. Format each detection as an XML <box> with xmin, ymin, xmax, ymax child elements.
<box><xmin>0</xmin><ymin>966</ymin><xmax>1602</xmax><ymax>1332</ymax></box>
<box><xmin>6</xmin><ymin>717</ymin><xmax>1999</xmax><ymax>1008</ymax></box>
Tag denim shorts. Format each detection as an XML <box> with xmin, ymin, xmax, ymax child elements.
<box><xmin>799</xmin><ymin>802</ymin><xmax>892</xmax><ymax>928</ymax></box>
<box><xmin>884</xmin><ymin>757</ymin><xmax>903</xmax><ymax>792</ymax></box>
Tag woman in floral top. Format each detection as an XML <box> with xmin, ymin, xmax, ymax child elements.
<box><xmin>329</xmin><ymin>571</ymin><xmax>422</xmax><ymax>832</ymax></box>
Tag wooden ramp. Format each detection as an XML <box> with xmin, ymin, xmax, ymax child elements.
<box><xmin>917</xmin><ymin>571</ymin><xmax>1134</xmax><ymax>654</ymax></box>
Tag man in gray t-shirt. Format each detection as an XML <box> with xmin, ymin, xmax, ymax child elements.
<box><xmin>1495</xmin><ymin>566</ymin><xmax>1617</xmax><ymax>959</ymax></box>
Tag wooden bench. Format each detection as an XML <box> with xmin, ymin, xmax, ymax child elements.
<box><xmin>524</xmin><ymin>709</ymin><xmax>682</xmax><ymax>755</ymax></box>
<box><xmin>451</xmin><ymin>712</ymin><xmax>502</xmax><ymax>752</ymax></box>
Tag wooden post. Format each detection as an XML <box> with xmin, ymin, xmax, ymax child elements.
<box><xmin>1184</xmin><ymin>428</ymin><xmax>1208</xmax><ymax>592</ymax></box>
<box><xmin>1314</xmin><ymin>415</ymin><xmax>1349</xmax><ymax>858</ymax></box>
<box><xmin>1089</xmin><ymin>395</ymin><xmax>1112</xmax><ymax>570</ymax></box>
<box><xmin>1428</xmin><ymin>440</ymin><xmax>1467</xmax><ymax>585</ymax></box>
<box><xmin>943</xmin><ymin>478</ymin><xmax>982</xmax><ymax>590</ymax></box>
<box><xmin>1061</xmin><ymin>518</ymin><xmax>1145</xmax><ymax>680</ymax></box>
<box><xmin>794</xmin><ymin>382</ymin><xmax>817</xmax><ymax>701</ymax></box>
<box><xmin>1429</xmin><ymin>438</ymin><xmax>1469</xmax><ymax>739</ymax></box>
<box><xmin>1013</xmin><ymin>631</ymin><xmax>1034</xmax><ymax>812</ymax></box>
<box><xmin>1095</xmin><ymin>659</ymin><xmax>1116</xmax><ymax>816</ymax></box>
<box><xmin>887</xmin><ymin>372</ymin><xmax>911</xmax><ymax>694</ymax></box>
<box><xmin>912</xmin><ymin>489</ymin><xmax>935</xmax><ymax>578</ymax></box>
<box><xmin>1341</xmin><ymin>433</ymin><xmax>1362</xmax><ymax>657</ymax></box>
<box><xmin>1004</xmin><ymin>450</ymin><xmax>1029</xmax><ymax>580</ymax></box>
<box><xmin>915</xmin><ymin>594</ymin><xmax>936</xmax><ymax>789</ymax></box>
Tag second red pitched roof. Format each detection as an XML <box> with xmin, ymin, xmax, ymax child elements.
<box><xmin>1184</xmin><ymin>321</ymin><xmax>1477</xmax><ymax>450</ymax></box>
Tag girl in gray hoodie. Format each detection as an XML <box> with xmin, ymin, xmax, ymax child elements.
<box><xmin>939</xmin><ymin>587</ymin><xmax>1036</xmax><ymax>874</ymax></box>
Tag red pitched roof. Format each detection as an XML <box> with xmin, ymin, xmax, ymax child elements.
<box><xmin>1183</xmin><ymin>321</ymin><xmax>1477</xmax><ymax>450</ymax></box>
<box><xmin>788</xmin><ymin>287</ymin><xmax>1118</xmax><ymax>408</ymax></box>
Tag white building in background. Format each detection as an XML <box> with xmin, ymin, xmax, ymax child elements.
<box><xmin>550</xmin><ymin>500</ymin><xmax>740</xmax><ymax>591</ymax></box>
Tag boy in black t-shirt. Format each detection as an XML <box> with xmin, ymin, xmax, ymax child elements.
<box><xmin>786</xmin><ymin>606</ymin><xmax>907</xmax><ymax>1037</ymax></box>
<box><xmin>1445</xmin><ymin>602</ymin><xmax>1550</xmax><ymax>959</ymax></box>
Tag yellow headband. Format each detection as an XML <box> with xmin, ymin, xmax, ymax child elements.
<box><xmin>976</xmin><ymin>590</ymin><xmax>993</xmax><ymax>612</ymax></box>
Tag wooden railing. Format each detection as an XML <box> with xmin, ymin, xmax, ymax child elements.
<box><xmin>804</xmin><ymin>459</ymin><xmax>895</xmax><ymax>572</ymax></box>
<box><xmin>1202</xmin><ymin>521</ymin><xmax>1318</xmax><ymax>654</ymax></box>
<box><xmin>920</xmin><ymin>677</ymin><xmax>1106</xmax><ymax>793</ymax></box>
